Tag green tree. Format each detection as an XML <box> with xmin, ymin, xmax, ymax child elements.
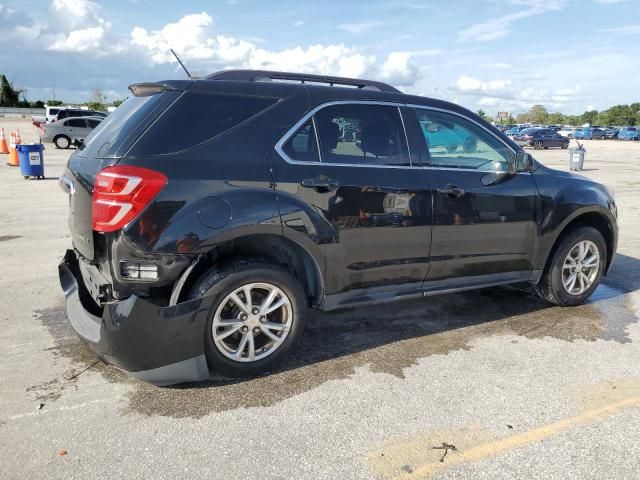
<box><xmin>530</xmin><ymin>104</ymin><xmax>548</xmax><ymax>124</ymax></box>
<box><xmin>0</xmin><ymin>74</ymin><xmax>21</xmax><ymax>107</ymax></box>
<box><xmin>112</xmin><ymin>99</ymin><xmax>125</xmax><ymax>108</ymax></box>
<box><xmin>477</xmin><ymin>109</ymin><xmax>486</xmax><ymax>119</ymax></box>
<box><xmin>31</xmin><ymin>100</ymin><xmax>45</xmax><ymax>108</ymax></box>
<box><xmin>580</xmin><ymin>110</ymin><xmax>599</xmax><ymax>125</ymax></box>
<box><xmin>46</xmin><ymin>99</ymin><xmax>63</xmax><ymax>106</ymax></box>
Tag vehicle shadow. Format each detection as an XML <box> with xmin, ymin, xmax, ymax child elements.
<box><xmin>122</xmin><ymin>253</ymin><xmax>640</xmax><ymax>417</ymax></box>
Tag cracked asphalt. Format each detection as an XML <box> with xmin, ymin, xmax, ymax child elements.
<box><xmin>1</xmin><ymin>118</ymin><xmax>639</xmax><ymax>479</ymax></box>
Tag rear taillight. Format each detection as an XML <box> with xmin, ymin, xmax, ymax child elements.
<box><xmin>92</xmin><ymin>165</ymin><xmax>167</xmax><ymax>232</ymax></box>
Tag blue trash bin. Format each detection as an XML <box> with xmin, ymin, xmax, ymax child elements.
<box><xmin>16</xmin><ymin>144</ymin><xmax>45</xmax><ymax>179</ymax></box>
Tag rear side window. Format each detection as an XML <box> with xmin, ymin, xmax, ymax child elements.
<box><xmin>66</xmin><ymin>119</ymin><xmax>86</xmax><ymax>128</ymax></box>
<box><xmin>314</xmin><ymin>104</ymin><xmax>411</xmax><ymax>166</ymax></box>
<box><xmin>130</xmin><ymin>92</ymin><xmax>278</xmax><ymax>156</ymax></box>
<box><xmin>87</xmin><ymin>119</ymin><xmax>101</xmax><ymax>128</ymax></box>
<box><xmin>282</xmin><ymin>120</ymin><xmax>319</xmax><ymax>162</ymax></box>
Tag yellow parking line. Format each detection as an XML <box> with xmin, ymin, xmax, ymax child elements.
<box><xmin>390</xmin><ymin>395</ymin><xmax>640</xmax><ymax>480</ymax></box>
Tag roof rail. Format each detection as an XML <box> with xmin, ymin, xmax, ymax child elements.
<box><xmin>205</xmin><ymin>69</ymin><xmax>401</xmax><ymax>93</ymax></box>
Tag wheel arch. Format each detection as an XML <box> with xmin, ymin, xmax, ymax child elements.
<box><xmin>170</xmin><ymin>233</ymin><xmax>324</xmax><ymax>307</ymax></box>
<box><xmin>541</xmin><ymin>208</ymin><xmax>616</xmax><ymax>277</ymax></box>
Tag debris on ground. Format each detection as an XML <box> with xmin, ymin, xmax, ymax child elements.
<box><xmin>432</xmin><ymin>442</ymin><xmax>458</xmax><ymax>462</ymax></box>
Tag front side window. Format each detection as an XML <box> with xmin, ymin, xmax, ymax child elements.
<box><xmin>87</xmin><ymin>119</ymin><xmax>101</xmax><ymax>128</ymax></box>
<box><xmin>415</xmin><ymin>109</ymin><xmax>512</xmax><ymax>171</ymax></box>
<box><xmin>314</xmin><ymin>104</ymin><xmax>411</xmax><ymax>166</ymax></box>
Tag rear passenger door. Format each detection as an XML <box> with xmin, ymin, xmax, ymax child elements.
<box><xmin>270</xmin><ymin>102</ymin><xmax>433</xmax><ymax>300</ymax></box>
<box><xmin>410</xmin><ymin>107</ymin><xmax>538</xmax><ymax>282</ymax></box>
<box><xmin>65</xmin><ymin>118</ymin><xmax>89</xmax><ymax>138</ymax></box>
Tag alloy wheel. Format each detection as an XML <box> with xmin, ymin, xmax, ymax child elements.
<box><xmin>562</xmin><ymin>240</ymin><xmax>600</xmax><ymax>295</ymax></box>
<box><xmin>212</xmin><ymin>282</ymin><xmax>293</xmax><ymax>362</ymax></box>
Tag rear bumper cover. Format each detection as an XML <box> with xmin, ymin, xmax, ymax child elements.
<box><xmin>58</xmin><ymin>250</ymin><xmax>211</xmax><ymax>385</ymax></box>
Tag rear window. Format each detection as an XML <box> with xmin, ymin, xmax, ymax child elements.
<box><xmin>75</xmin><ymin>91</ymin><xmax>178</xmax><ymax>159</ymax></box>
<box><xmin>129</xmin><ymin>92</ymin><xmax>278</xmax><ymax>156</ymax></box>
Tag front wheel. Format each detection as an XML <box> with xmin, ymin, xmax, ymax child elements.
<box><xmin>534</xmin><ymin>140</ymin><xmax>544</xmax><ymax>150</ymax></box>
<box><xmin>536</xmin><ymin>226</ymin><xmax>606</xmax><ymax>306</ymax></box>
<box><xmin>189</xmin><ymin>259</ymin><xmax>307</xmax><ymax>378</ymax></box>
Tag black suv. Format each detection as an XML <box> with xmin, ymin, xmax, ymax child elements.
<box><xmin>59</xmin><ymin>70</ymin><xmax>618</xmax><ymax>385</ymax></box>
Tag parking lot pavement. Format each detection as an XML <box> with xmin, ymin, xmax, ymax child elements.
<box><xmin>1</xmin><ymin>118</ymin><xmax>639</xmax><ymax>479</ymax></box>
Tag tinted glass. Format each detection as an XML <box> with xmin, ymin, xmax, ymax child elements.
<box><xmin>519</xmin><ymin>128</ymin><xmax>539</xmax><ymax>135</ymax></box>
<box><xmin>283</xmin><ymin>120</ymin><xmax>319</xmax><ymax>162</ymax></box>
<box><xmin>130</xmin><ymin>92</ymin><xmax>278</xmax><ymax>156</ymax></box>
<box><xmin>66</xmin><ymin>119</ymin><xmax>86</xmax><ymax>128</ymax></box>
<box><xmin>415</xmin><ymin>109</ymin><xmax>511</xmax><ymax>171</ymax></box>
<box><xmin>314</xmin><ymin>104</ymin><xmax>411</xmax><ymax>166</ymax></box>
<box><xmin>76</xmin><ymin>91</ymin><xmax>178</xmax><ymax>159</ymax></box>
<box><xmin>87</xmin><ymin>119</ymin><xmax>101</xmax><ymax>128</ymax></box>
<box><xmin>49</xmin><ymin>108</ymin><xmax>59</xmax><ymax>115</ymax></box>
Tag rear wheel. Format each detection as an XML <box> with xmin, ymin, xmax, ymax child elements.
<box><xmin>54</xmin><ymin>135</ymin><xmax>71</xmax><ymax>149</ymax></box>
<box><xmin>561</xmin><ymin>142</ymin><xmax>569</xmax><ymax>149</ymax></box>
<box><xmin>534</xmin><ymin>140</ymin><xmax>544</xmax><ymax>150</ymax></box>
<box><xmin>536</xmin><ymin>226</ymin><xmax>606</xmax><ymax>306</ymax></box>
<box><xmin>189</xmin><ymin>259</ymin><xmax>307</xmax><ymax>378</ymax></box>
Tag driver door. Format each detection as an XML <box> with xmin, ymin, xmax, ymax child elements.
<box><xmin>411</xmin><ymin>107</ymin><xmax>538</xmax><ymax>281</ymax></box>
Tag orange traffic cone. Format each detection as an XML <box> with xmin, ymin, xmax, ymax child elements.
<box><xmin>0</xmin><ymin>128</ymin><xmax>8</xmax><ymax>154</ymax></box>
<box><xmin>15</xmin><ymin>128</ymin><xmax>22</xmax><ymax>144</ymax></box>
<box><xmin>8</xmin><ymin>132</ymin><xmax>20</xmax><ymax>166</ymax></box>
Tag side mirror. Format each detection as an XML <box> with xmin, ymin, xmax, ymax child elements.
<box><xmin>515</xmin><ymin>151</ymin><xmax>534</xmax><ymax>172</ymax></box>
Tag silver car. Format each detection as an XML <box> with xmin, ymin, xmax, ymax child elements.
<box><xmin>41</xmin><ymin>116</ymin><xmax>103</xmax><ymax>149</ymax></box>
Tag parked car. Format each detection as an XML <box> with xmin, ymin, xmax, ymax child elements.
<box><xmin>513</xmin><ymin>127</ymin><xmax>570</xmax><ymax>149</ymax></box>
<box><xmin>558</xmin><ymin>126</ymin><xmax>575</xmax><ymax>138</ymax></box>
<box><xmin>572</xmin><ymin>128</ymin><xmax>593</xmax><ymax>140</ymax></box>
<box><xmin>505</xmin><ymin>126</ymin><xmax>526</xmax><ymax>137</ymax></box>
<box><xmin>53</xmin><ymin>108</ymin><xmax>107</xmax><ymax>122</ymax></box>
<box><xmin>41</xmin><ymin>116</ymin><xmax>103</xmax><ymax>149</ymax></box>
<box><xmin>590</xmin><ymin>128</ymin><xmax>607</xmax><ymax>140</ymax></box>
<box><xmin>618</xmin><ymin>127</ymin><xmax>639</xmax><ymax>141</ymax></box>
<box><xmin>604</xmin><ymin>128</ymin><xmax>619</xmax><ymax>139</ymax></box>
<box><xmin>58</xmin><ymin>70</ymin><xmax>618</xmax><ymax>385</ymax></box>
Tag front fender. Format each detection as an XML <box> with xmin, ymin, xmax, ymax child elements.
<box><xmin>532</xmin><ymin>167</ymin><xmax>617</xmax><ymax>271</ymax></box>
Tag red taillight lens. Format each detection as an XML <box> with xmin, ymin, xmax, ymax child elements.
<box><xmin>92</xmin><ymin>165</ymin><xmax>167</xmax><ymax>232</ymax></box>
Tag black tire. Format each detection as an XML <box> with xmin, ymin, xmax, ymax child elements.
<box><xmin>561</xmin><ymin>142</ymin><xmax>569</xmax><ymax>149</ymax></box>
<box><xmin>54</xmin><ymin>135</ymin><xmax>71</xmax><ymax>149</ymax></box>
<box><xmin>536</xmin><ymin>226</ymin><xmax>607</xmax><ymax>306</ymax></box>
<box><xmin>534</xmin><ymin>140</ymin><xmax>544</xmax><ymax>150</ymax></box>
<box><xmin>188</xmin><ymin>258</ymin><xmax>307</xmax><ymax>378</ymax></box>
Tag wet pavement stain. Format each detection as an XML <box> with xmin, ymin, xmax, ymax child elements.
<box><xmin>0</xmin><ymin>235</ymin><xmax>21</xmax><ymax>242</ymax></box>
<box><xmin>35</xmin><ymin>264</ymin><xmax>638</xmax><ymax>417</ymax></box>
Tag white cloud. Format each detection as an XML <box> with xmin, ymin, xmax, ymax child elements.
<box><xmin>459</xmin><ymin>0</ymin><xmax>567</xmax><ymax>42</ymax></box>
<box><xmin>601</xmin><ymin>24</ymin><xmax>640</xmax><ymax>35</ymax></box>
<box><xmin>337</xmin><ymin>21</ymin><xmax>382</xmax><ymax>34</ymax></box>
<box><xmin>293</xmin><ymin>20</ymin><xmax>304</xmax><ymax>27</ymax></box>
<box><xmin>593</xmin><ymin>0</ymin><xmax>626</xmax><ymax>4</ymax></box>
<box><xmin>129</xmin><ymin>13</ymin><xmax>420</xmax><ymax>85</ymax></box>
<box><xmin>450</xmin><ymin>75</ymin><xmax>583</xmax><ymax>112</ymax></box>
<box><xmin>49</xmin><ymin>26</ymin><xmax>105</xmax><ymax>52</ymax></box>
<box><xmin>379</xmin><ymin>52</ymin><xmax>420</xmax><ymax>86</ymax></box>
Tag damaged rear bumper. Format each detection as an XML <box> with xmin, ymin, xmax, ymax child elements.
<box><xmin>58</xmin><ymin>249</ymin><xmax>211</xmax><ymax>386</ymax></box>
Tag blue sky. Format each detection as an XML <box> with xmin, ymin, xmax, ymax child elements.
<box><xmin>1</xmin><ymin>0</ymin><xmax>638</xmax><ymax>115</ymax></box>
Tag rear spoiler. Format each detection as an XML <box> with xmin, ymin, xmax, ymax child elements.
<box><xmin>128</xmin><ymin>82</ymin><xmax>178</xmax><ymax>97</ymax></box>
